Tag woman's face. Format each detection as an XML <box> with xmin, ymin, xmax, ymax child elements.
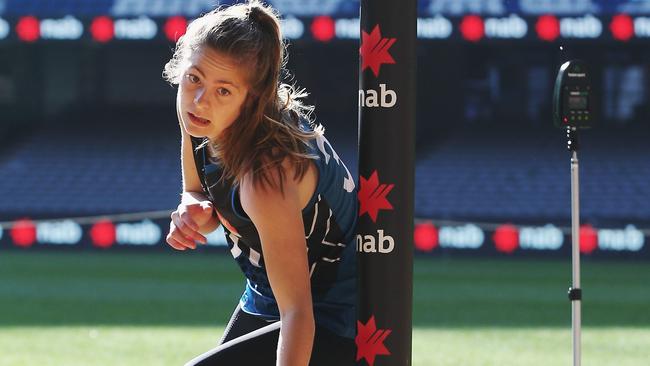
<box><xmin>177</xmin><ymin>45</ymin><xmax>250</xmax><ymax>140</ymax></box>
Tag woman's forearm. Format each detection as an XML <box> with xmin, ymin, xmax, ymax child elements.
<box><xmin>181</xmin><ymin>191</ymin><xmax>208</xmax><ymax>204</ymax></box>
<box><xmin>277</xmin><ymin>309</ymin><xmax>315</xmax><ymax>366</ymax></box>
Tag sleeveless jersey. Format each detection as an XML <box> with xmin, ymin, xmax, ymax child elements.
<box><xmin>189</xmin><ymin>122</ymin><xmax>358</xmax><ymax>339</ymax></box>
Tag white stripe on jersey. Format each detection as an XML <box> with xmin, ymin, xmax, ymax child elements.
<box><xmin>306</xmin><ymin>194</ymin><xmax>321</xmax><ymax>239</ymax></box>
<box><xmin>230</xmin><ymin>234</ymin><xmax>242</xmax><ymax>258</ymax></box>
<box><xmin>321</xmin><ymin>241</ymin><xmax>347</xmax><ymax>247</ymax></box>
<box><xmin>322</xmin><ymin>257</ymin><xmax>341</xmax><ymax>263</ymax></box>
<box><xmin>321</xmin><ymin>208</ymin><xmax>346</xmax><ymax>247</ymax></box>
<box><xmin>249</xmin><ymin>247</ymin><xmax>261</xmax><ymax>267</ymax></box>
<box><xmin>315</xmin><ymin>134</ymin><xmax>355</xmax><ymax>193</ymax></box>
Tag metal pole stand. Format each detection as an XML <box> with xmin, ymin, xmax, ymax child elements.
<box><xmin>567</xmin><ymin>126</ymin><xmax>582</xmax><ymax>366</ymax></box>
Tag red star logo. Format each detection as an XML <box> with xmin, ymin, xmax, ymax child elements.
<box><xmin>356</xmin><ymin>316</ymin><xmax>391</xmax><ymax>366</ymax></box>
<box><xmin>360</xmin><ymin>25</ymin><xmax>396</xmax><ymax>77</ymax></box>
<box><xmin>359</xmin><ymin>171</ymin><xmax>394</xmax><ymax>223</ymax></box>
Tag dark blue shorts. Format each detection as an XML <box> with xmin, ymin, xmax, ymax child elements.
<box><xmin>185</xmin><ymin>303</ymin><xmax>355</xmax><ymax>366</ymax></box>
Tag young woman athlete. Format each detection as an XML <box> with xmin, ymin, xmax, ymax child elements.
<box><xmin>163</xmin><ymin>1</ymin><xmax>357</xmax><ymax>365</ymax></box>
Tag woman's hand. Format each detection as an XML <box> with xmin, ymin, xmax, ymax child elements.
<box><xmin>166</xmin><ymin>192</ymin><xmax>216</xmax><ymax>250</ymax></box>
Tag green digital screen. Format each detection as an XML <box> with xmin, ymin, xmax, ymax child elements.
<box><xmin>568</xmin><ymin>96</ymin><xmax>588</xmax><ymax>110</ymax></box>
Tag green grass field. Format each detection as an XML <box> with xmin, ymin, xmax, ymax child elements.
<box><xmin>0</xmin><ymin>251</ymin><xmax>648</xmax><ymax>365</ymax></box>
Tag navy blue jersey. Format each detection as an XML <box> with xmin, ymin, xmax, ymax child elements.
<box><xmin>190</xmin><ymin>122</ymin><xmax>358</xmax><ymax>339</ymax></box>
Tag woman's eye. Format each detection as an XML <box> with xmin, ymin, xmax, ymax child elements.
<box><xmin>186</xmin><ymin>74</ymin><xmax>200</xmax><ymax>84</ymax></box>
<box><xmin>217</xmin><ymin>87</ymin><xmax>231</xmax><ymax>97</ymax></box>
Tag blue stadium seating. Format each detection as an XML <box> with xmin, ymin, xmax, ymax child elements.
<box><xmin>0</xmin><ymin>117</ymin><xmax>181</xmax><ymax>219</ymax></box>
<box><xmin>414</xmin><ymin>126</ymin><xmax>650</xmax><ymax>224</ymax></box>
<box><xmin>1</xmin><ymin>118</ymin><xmax>649</xmax><ymax>224</ymax></box>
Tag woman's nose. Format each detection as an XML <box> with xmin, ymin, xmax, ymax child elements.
<box><xmin>193</xmin><ymin>88</ymin><xmax>207</xmax><ymax>106</ymax></box>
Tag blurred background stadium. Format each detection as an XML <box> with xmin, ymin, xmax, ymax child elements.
<box><xmin>0</xmin><ymin>1</ymin><xmax>649</xmax><ymax>365</ymax></box>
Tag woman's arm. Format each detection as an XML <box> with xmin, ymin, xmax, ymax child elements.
<box><xmin>240</xmin><ymin>161</ymin><xmax>315</xmax><ymax>366</ymax></box>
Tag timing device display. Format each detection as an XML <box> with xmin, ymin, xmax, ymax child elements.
<box><xmin>553</xmin><ymin>60</ymin><xmax>594</xmax><ymax>128</ymax></box>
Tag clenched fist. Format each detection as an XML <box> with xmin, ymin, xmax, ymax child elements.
<box><xmin>166</xmin><ymin>198</ymin><xmax>215</xmax><ymax>250</ymax></box>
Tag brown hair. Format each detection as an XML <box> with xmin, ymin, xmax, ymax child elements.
<box><xmin>163</xmin><ymin>0</ymin><xmax>322</xmax><ymax>194</ymax></box>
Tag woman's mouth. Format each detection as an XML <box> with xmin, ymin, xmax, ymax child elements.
<box><xmin>188</xmin><ymin>112</ymin><xmax>211</xmax><ymax>126</ymax></box>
